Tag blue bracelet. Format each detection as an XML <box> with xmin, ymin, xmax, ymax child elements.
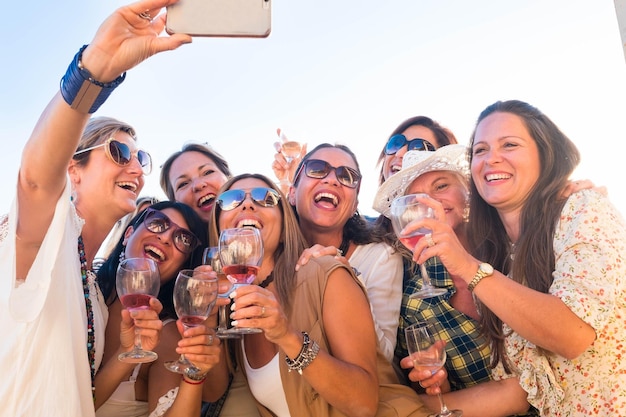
<box><xmin>60</xmin><ymin>45</ymin><xmax>126</xmax><ymax>114</ymax></box>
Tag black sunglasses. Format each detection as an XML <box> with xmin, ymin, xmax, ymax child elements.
<box><xmin>217</xmin><ymin>187</ymin><xmax>281</xmax><ymax>211</ymax></box>
<box><xmin>74</xmin><ymin>138</ymin><xmax>152</xmax><ymax>174</ymax></box>
<box><xmin>142</xmin><ymin>208</ymin><xmax>200</xmax><ymax>254</ymax></box>
<box><xmin>384</xmin><ymin>134</ymin><xmax>436</xmax><ymax>155</ymax></box>
<box><xmin>294</xmin><ymin>159</ymin><xmax>361</xmax><ymax>189</ymax></box>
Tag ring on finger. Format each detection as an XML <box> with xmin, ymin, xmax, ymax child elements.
<box><xmin>138</xmin><ymin>10</ymin><xmax>152</xmax><ymax>21</ymax></box>
<box><xmin>425</xmin><ymin>233</ymin><xmax>435</xmax><ymax>248</ymax></box>
<box><xmin>335</xmin><ymin>248</ymin><xmax>343</xmax><ymax>258</ymax></box>
<box><xmin>208</xmin><ymin>335</ymin><xmax>214</xmax><ymax>346</ymax></box>
<box><xmin>261</xmin><ymin>306</ymin><xmax>266</xmax><ymax>317</ymax></box>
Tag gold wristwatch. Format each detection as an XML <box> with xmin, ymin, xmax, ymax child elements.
<box><xmin>467</xmin><ymin>263</ymin><xmax>494</xmax><ymax>292</ymax></box>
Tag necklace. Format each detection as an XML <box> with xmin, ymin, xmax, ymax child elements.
<box><xmin>339</xmin><ymin>236</ymin><xmax>350</xmax><ymax>257</ymax></box>
<box><xmin>78</xmin><ymin>235</ymin><xmax>96</xmax><ymax>401</ymax></box>
<box><xmin>259</xmin><ymin>272</ymin><xmax>274</xmax><ymax>288</ymax></box>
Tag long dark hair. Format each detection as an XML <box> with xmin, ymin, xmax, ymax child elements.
<box><xmin>97</xmin><ymin>201</ymin><xmax>208</xmax><ymax>319</ymax></box>
<box><xmin>467</xmin><ymin>100</ymin><xmax>580</xmax><ymax>370</ymax></box>
<box><xmin>292</xmin><ymin>143</ymin><xmax>378</xmax><ymax>248</ymax></box>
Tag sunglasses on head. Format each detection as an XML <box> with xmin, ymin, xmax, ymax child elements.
<box><xmin>141</xmin><ymin>208</ymin><xmax>200</xmax><ymax>254</ymax></box>
<box><xmin>217</xmin><ymin>187</ymin><xmax>281</xmax><ymax>211</ymax></box>
<box><xmin>74</xmin><ymin>137</ymin><xmax>153</xmax><ymax>174</ymax></box>
<box><xmin>384</xmin><ymin>134</ymin><xmax>436</xmax><ymax>155</ymax></box>
<box><xmin>294</xmin><ymin>159</ymin><xmax>361</xmax><ymax>189</ymax></box>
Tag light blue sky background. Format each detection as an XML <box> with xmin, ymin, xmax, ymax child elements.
<box><xmin>1</xmin><ymin>0</ymin><xmax>625</xmax><ymax>217</ymax></box>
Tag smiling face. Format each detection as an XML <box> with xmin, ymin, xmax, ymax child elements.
<box><xmin>289</xmin><ymin>147</ymin><xmax>359</xmax><ymax>237</ymax></box>
<box><xmin>169</xmin><ymin>151</ymin><xmax>229</xmax><ymax>222</ymax></box>
<box><xmin>471</xmin><ymin>111</ymin><xmax>541</xmax><ymax>216</ymax></box>
<box><xmin>217</xmin><ymin>177</ymin><xmax>283</xmax><ymax>261</ymax></box>
<box><xmin>406</xmin><ymin>171</ymin><xmax>468</xmax><ymax>232</ymax></box>
<box><xmin>123</xmin><ymin>207</ymin><xmax>192</xmax><ymax>283</ymax></box>
<box><xmin>70</xmin><ymin>131</ymin><xmax>145</xmax><ymax>222</ymax></box>
<box><xmin>382</xmin><ymin>125</ymin><xmax>441</xmax><ymax>182</ymax></box>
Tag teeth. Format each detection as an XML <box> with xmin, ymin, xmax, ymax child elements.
<box><xmin>199</xmin><ymin>194</ymin><xmax>215</xmax><ymax>207</ymax></box>
<box><xmin>486</xmin><ymin>173</ymin><xmax>511</xmax><ymax>182</ymax></box>
<box><xmin>117</xmin><ymin>182</ymin><xmax>137</xmax><ymax>192</ymax></box>
<box><xmin>236</xmin><ymin>219</ymin><xmax>261</xmax><ymax>229</ymax></box>
<box><xmin>144</xmin><ymin>245</ymin><xmax>165</xmax><ymax>261</ymax></box>
<box><xmin>314</xmin><ymin>192</ymin><xmax>338</xmax><ymax>206</ymax></box>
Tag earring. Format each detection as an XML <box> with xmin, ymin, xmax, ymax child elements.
<box><xmin>119</xmin><ymin>249</ymin><xmax>126</xmax><ymax>264</ymax></box>
<box><xmin>70</xmin><ymin>188</ymin><xmax>77</xmax><ymax>202</ymax></box>
<box><xmin>463</xmin><ymin>204</ymin><xmax>470</xmax><ymax>223</ymax></box>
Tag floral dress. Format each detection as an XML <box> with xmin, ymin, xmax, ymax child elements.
<box><xmin>492</xmin><ymin>190</ymin><xmax>626</xmax><ymax>416</ymax></box>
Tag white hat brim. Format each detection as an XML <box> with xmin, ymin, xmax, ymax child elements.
<box><xmin>372</xmin><ymin>144</ymin><xmax>469</xmax><ymax>217</ymax></box>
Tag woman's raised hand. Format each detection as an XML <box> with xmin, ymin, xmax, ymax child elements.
<box><xmin>81</xmin><ymin>0</ymin><xmax>192</xmax><ymax>83</ymax></box>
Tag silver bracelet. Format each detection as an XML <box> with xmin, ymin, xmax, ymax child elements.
<box><xmin>285</xmin><ymin>332</ymin><xmax>320</xmax><ymax>375</ymax></box>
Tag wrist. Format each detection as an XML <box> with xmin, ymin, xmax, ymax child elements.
<box><xmin>60</xmin><ymin>45</ymin><xmax>126</xmax><ymax>113</ymax></box>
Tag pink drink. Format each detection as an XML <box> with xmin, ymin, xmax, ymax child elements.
<box><xmin>223</xmin><ymin>265</ymin><xmax>259</xmax><ymax>285</ymax></box>
<box><xmin>180</xmin><ymin>315</ymin><xmax>206</xmax><ymax>327</ymax></box>
<box><xmin>120</xmin><ymin>293</ymin><xmax>152</xmax><ymax>311</ymax></box>
<box><xmin>413</xmin><ymin>363</ymin><xmax>442</xmax><ymax>375</ymax></box>
<box><xmin>399</xmin><ymin>233</ymin><xmax>425</xmax><ymax>251</ymax></box>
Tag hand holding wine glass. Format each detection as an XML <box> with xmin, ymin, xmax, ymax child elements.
<box><xmin>164</xmin><ymin>269</ymin><xmax>218</xmax><ymax>377</ymax></box>
<box><xmin>273</xmin><ymin>128</ymin><xmax>306</xmax><ymax>192</ymax></box>
<box><xmin>116</xmin><ymin>257</ymin><xmax>161</xmax><ymax>363</ymax></box>
<box><xmin>405</xmin><ymin>323</ymin><xmax>462</xmax><ymax>417</ymax></box>
<box><xmin>203</xmin><ymin>247</ymin><xmax>239</xmax><ymax>339</ymax></box>
<box><xmin>390</xmin><ymin>193</ymin><xmax>446</xmax><ymax>299</ymax></box>
<box><xmin>218</xmin><ymin>227</ymin><xmax>264</xmax><ymax>335</ymax></box>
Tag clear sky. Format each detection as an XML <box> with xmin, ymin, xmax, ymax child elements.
<box><xmin>1</xmin><ymin>0</ymin><xmax>625</xmax><ymax>218</ymax></box>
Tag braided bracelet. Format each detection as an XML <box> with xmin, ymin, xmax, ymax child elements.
<box><xmin>285</xmin><ymin>332</ymin><xmax>320</xmax><ymax>375</ymax></box>
<box><xmin>60</xmin><ymin>45</ymin><xmax>126</xmax><ymax>114</ymax></box>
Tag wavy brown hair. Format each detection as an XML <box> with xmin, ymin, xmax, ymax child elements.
<box><xmin>467</xmin><ymin>100</ymin><xmax>580</xmax><ymax>371</ymax></box>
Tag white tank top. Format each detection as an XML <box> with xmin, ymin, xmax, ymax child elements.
<box><xmin>242</xmin><ymin>340</ymin><xmax>290</xmax><ymax>417</ymax></box>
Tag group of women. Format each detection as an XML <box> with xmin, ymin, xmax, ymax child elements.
<box><xmin>1</xmin><ymin>0</ymin><xmax>624</xmax><ymax>416</ymax></box>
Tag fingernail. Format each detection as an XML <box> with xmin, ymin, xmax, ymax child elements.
<box><xmin>229</xmin><ymin>290</ymin><xmax>237</xmax><ymax>299</ymax></box>
<box><xmin>230</xmin><ymin>312</ymin><xmax>235</xmax><ymax>319</ymax></box>
<box><xmin>231</xmin><ymin>320</ymin><xmax>239</xmax><ymax>327</ymax></box>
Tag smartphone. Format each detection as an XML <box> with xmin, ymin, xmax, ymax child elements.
<box><xmin>166</xmin><ymin>0</ymin><xmax>271</xmax><ymax>38</ymax></box>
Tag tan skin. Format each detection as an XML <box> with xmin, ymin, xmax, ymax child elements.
<box><xmin>17</xmin><ymin>0</ymin><xmax>190</xmax><ymax>277</ymax></box>
<box><xmin>400</xmin><ymin>113</ymin><xmax>598</xmax><ymax>415</ymax></box>
<box><xmin>287</xmin><ymin>148</ymin><xmax>360</xmax><ymax>258</ymax></box>
<box><xmin>96</xmin><ymin>209</ymin><xmax>224</xmax><ymax>415</ymax></box>
<box><xmin>218</xmin><ymin>177</ymin><xmax>381</xmax><ymax>416</ymax></box>
<box><xmin>382</xmin><ymin>125</ymin><xmax>442</xmax><ymax>182</ymax></box>
<box><xmin>271</xmin><ymin>128</ymin><xmax>308</xmax><ymax>195</ymax></box>
<box><xmin>169</xmin><ymin>151</ymin><xmax>229</xmax><ymax>223</ymax></box>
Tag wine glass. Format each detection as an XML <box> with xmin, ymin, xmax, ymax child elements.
<box><xmin>405</xmin><ymin>322</ymin><xmax>462</xmax><ymax>417</ymax></box>
<box><xmin>116</xmin><ymin>257</ymin><xmax>161</xmax><ymax>363</ymax></box>
<box><xmin>278</xmin><ymin>128</ymin><xmax>302</xmax><ymax>164</ymax></box>
<box><xmin>164</xmin><ymin>269</ymin><xmax>218</xmax><ymax>376</ymax></box>
<box><xmin>218</xmin><ymin>227</ymin><xmax>264</xmax><ymax>335</ymax></box>
<box><xmin>390</xmin><ymin>193</ymin><xmax>447</xmax><ymax>299</ymax></box>
<box><xmin>203</xmin><ymin>247</ymin><xmax>240</xmax><ymax>339</ymax></box>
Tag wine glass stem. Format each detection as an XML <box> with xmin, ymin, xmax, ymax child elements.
<box><xmin>437</xmin><ymin>393</ymin><xmax>453</xmax><ymax>416</ymax></box>
<box><xmin>219</xmin><ymin>304</ymin><xmax>229</xmax><ymax>331</ymax></box>
<box><xmin>133</xmin><ymin>328</ymin><xmax>143</xmax><ymax>351</ymax></box>
<box><xmin>419</xmin><ymin>262</ymin><xmax>434</xmax><ymax>288</ymax></box>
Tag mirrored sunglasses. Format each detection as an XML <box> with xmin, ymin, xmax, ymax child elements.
<box><xmin>217</xmin><ymin>187</ymin><xmax>281</xmax><ymax>211</ymax></box>
<box><xmin>74</xmin><ymin>138</ymin><xmax>153</xmax><ymax>174</ymax></box>
<box><xmin>294</xmin><ymin>159</ymin><xmax>361</xmax><ymax>189</ymax></box>
<box><xmin>384</xmin><ymin>134</ymin><xmax>436</xmax><ymax>155</ymax></box>
<box><xmin>142</xmin><ymin>208</ymin><xmax>200</xmax><ymax>254</ymax></box>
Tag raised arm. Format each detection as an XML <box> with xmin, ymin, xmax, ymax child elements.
<box><xmin>16</xmin><ymin>0</ymin><xmax>191</xmax><ymax>277</ymax></box>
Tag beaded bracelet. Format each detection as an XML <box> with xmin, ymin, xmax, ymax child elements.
<box><xmin>181</xmin><ymin>374</ymin><xmax>206</xmax><ymax>385</ymax></box>
<box><xmin>285</xmin><ymin>331</ymin><xmax>320</xmax><ymax>375</ymax></box>
<box><xmin>60</xmin><ymin>45</ymin><xmax>126</xmax><ymax>114</ymax></box>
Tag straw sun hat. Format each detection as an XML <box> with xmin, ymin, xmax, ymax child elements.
<box><xmin>372</xmin><ymin>144</ymin><xmax>470</xmax><ymax>217</ymax></box>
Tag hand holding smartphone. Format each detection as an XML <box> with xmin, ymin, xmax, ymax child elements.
<box><xmin>166</xmin><ymin>0</ymin><xmax>271</xmax><ymax>38</ymax></box>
